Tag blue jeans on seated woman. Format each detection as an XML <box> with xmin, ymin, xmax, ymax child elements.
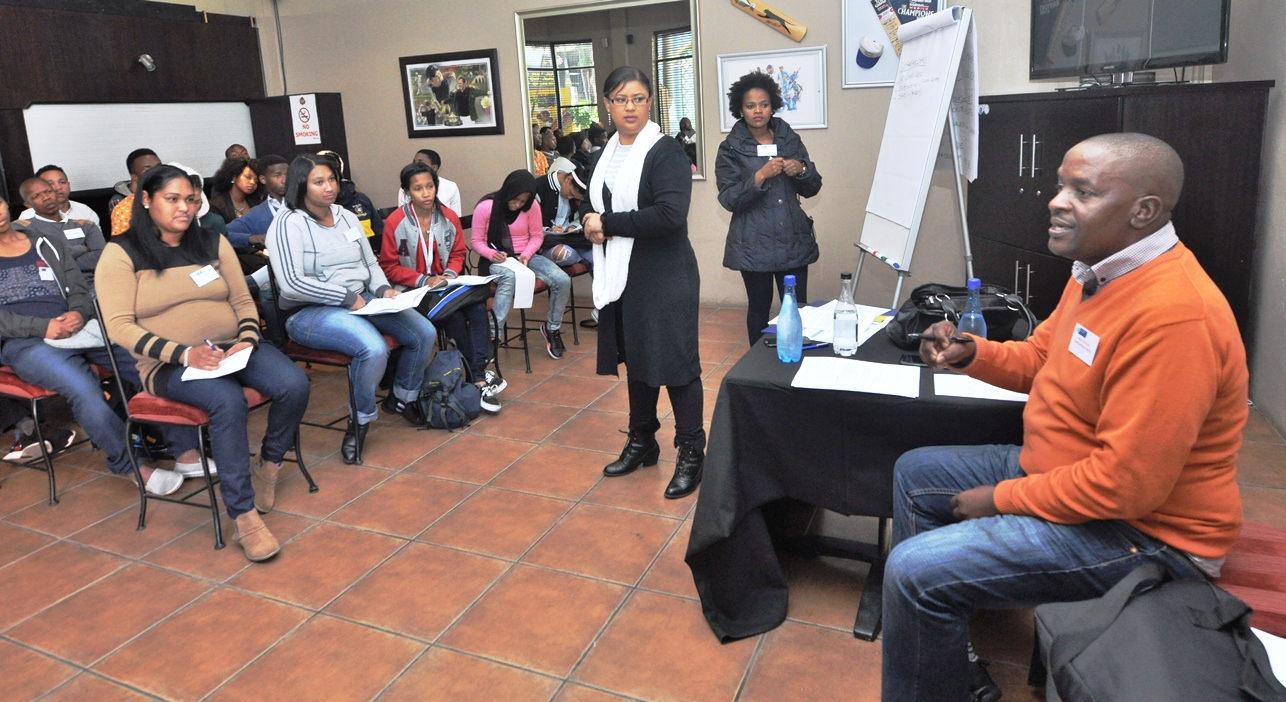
<box><xmin>881</xmin><ymin>444</ymin><xmax>1208</xmax><ymax>702</ymax></box>
<box><xmin>160</xmin><ymin>343</ymin><xmax>309</xmax><ymax>521</ymax></box>
<box><xmin>490</xmin><ymin>255</ymin><xmax>570</xmax><ymax>331</ymax></box>
<box><xmin>0</xmin><ymin>338</ymin><xmax>198</xmax><ymax>475</ymax></box>
<box><xmin>285</xmin><ymin>295</ymin><xmax>436</xmax><ymax>424</ymax></box>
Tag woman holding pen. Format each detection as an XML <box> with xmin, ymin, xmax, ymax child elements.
<box><xmin>96</xmin><ymin>165</ymin><xmax>310</xmax><ymax>562</ymax></box>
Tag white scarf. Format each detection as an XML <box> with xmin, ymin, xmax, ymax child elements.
<box><xmin>588</xmin><ymin>120</ymin><xmax>663</xmax><ymax>309</ymax></box>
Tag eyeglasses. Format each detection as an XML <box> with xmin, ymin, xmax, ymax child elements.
<box><xmin>609</xmin><ymin>96</ymin><xmax>650</xmax><ymax>106</ymax></box>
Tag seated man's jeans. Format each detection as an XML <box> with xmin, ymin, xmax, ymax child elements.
<box><xmin>0</xmin><ymin>339</ymin><xmax>199</xmax><ymax>474</ymax></box>
<box><xmin>881</xmin><ymin>444</ymin><xmax>1207</xmax><ymax>702</ymax></box>
<box><xmin>489</xmin><ymin>255</ymin><xmax>570</xmax><ymax>331</ymax></box>
<box><xmin>285</xmin><ymin>295</ymin><xmax>436</xmax><ymax>424</ymax></box>
<box><xmin>161</xmin><ymin>344</ymin><xmax>308</xmax><ymax>520</ymax></box>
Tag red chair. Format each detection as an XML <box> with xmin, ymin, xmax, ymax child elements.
<box><xmin>121</xmin><ymin>388</ymin><xmax>315</xmax><ymax>550</ymax></box>
<box><xmin>1217</xmin><ymin>521</ymin><xmax>1286</xmax><ymax>637</ymax></box>
<box><xmin>0</xmin><ymin>368</ymin><xmax>60</xmax><ymax>504</ymax></box>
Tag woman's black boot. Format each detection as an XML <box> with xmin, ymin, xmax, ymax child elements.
<box><xmin>603</xmin><ymin>430</ymin><xmax>660</xmax><ymax>477</ymax></box>
<box><xmin>665</xmin><ymin>442</ymin><xmax>704</xmax><ymax>499</ymax></box>
<box><xmin>341</xmin><ymin>420</ymin><xmax>368</xmax><ymax>465</ymax></box>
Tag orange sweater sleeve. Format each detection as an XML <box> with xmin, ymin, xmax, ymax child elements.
<box><xmin>991</xmin><ymin>318</ymin><xmax>1220</xmax><ymax>523</ymax></box>
<box><xmin>963</xmin><ymin>281</ymin><xmax>1072</xmax><ymax>394</ymax></box>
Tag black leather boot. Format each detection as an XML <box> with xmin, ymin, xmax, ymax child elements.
<box><xmin>665</xmin><ymin>442</ymin><xmax>704</xmax><ymax>499</ymax></box>
<box><xmin>341</xmin><ymin>420</ymin><xmax>369</xmax><ymax>465</ymax></box>
<box><xmin>603</xmin><ymin>430</ymin><xmax>660</xmax><ymax>477</ymax></box>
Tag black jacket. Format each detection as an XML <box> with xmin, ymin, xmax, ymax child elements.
<box><xmin>579</xmin><ymin>136</ymin><xmax>701</xmax><ymax>387</ymax></box>
<box><xmin>716</xmin><ymin>117</ymin><xmax>822</xmax><ymax>272</ymax></box>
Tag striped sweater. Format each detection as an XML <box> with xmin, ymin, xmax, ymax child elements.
<box><xmin>267</xmin><ymin>204</ymin><xmax>390</xmax><ymax>310</ymax></box>
<box><xmin>95</xmin><ymin>235</ymin><xmax>261</xmax><ymax>394</ymax></box>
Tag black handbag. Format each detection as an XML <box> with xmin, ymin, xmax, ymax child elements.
<box><xmin>884</xmin><ymin>282</ymin><xmax>1037</xmax><ymax>350</ymax></box>
<box><xmin>1034</xmin><ymin>564</ymin><xmax>1286</xmax><ymax>702</ymax></box>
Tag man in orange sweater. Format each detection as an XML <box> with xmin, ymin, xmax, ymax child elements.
<box><xmin>881</xmin><ymin>133</ymin><xmax>1248</xmax><ymax>702</ymax></box>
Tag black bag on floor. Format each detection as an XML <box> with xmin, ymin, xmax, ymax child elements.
<box><xmin>1034</xmin><ymin>564</ymin><xmax>1286</xmax><ymax>702</ymax></box>
<box><xmin>885</xmin><ymin>282</ymin><xmax>1037</xmax><ymax>350</ymax></box>
<box><xmin>414</xmin><ymin>347</ymin><xmax>481</xmax><ymax>431</ymax></box>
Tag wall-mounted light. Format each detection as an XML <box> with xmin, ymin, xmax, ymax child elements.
<box><xmin>137</xmin><ymin>54</ymin><xmax>156</xmax><ymax>72</ymax></box>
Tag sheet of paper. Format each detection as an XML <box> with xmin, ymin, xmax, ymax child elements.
<box><xmin>495</xmin><ymin>257</ymin><xmax>535</xmax><ymax>309</ymax></box>
<box><xmin>181</xmin><ymin>347</ymin><xmax>252</xmax><ymax>381</ymax></box>
<box><xmin>350</xmin><ymin>285</ymin><xmax>433</xmax><ymax>316</ymax></box>
<box><xmin>791</xmin><ymin>357</ymin><xmax>920</xmax><ymax>398</ymax></box>
<box><xmin>933</xmin><ymin>374</ymin><xmax>1028</xmax><ymax>402</ymax></box>
<box><xmin>1254</xmin><ymin>628</ymin><xmax>1286</xmax><ymax>686</ymax></box>
<box><xmin>446</xmin><ymin>274</ymin><xmax>499</xmax><ymax>287</ymax></box>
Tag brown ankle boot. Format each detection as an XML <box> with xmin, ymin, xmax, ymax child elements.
<box><xmin>233</xmin><ymin>511</ymin><xmax>280</xmax><ymax>562</ymax></box>
<box><xmin>251</xmin><ymin>457</ymin><xmax>282</xmax><ymax>514</ymax></box>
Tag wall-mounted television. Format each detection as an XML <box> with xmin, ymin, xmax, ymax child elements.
<box><xmin>1030</xmin><ymin>0</ymin><xmax>1230</xmax><ymax>79</ymax></box>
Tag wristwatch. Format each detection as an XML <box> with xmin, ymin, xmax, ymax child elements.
<box><xmin>795</xmin><ymin>163</ymin><xmax>808</xmax><ymax>177</ymax></box>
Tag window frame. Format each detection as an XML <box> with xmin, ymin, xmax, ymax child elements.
<box><xmin>524</xmin><ymin>39</ymin><xmax>598</xmax><ymax>134</ymax></box>
<box><xmin>652</xmin><ymin>26</ymin><xmax>695</xmax><ymax>137</ymax></box>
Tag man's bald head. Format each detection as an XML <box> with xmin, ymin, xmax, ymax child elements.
<box><xmin>1078</xmin><ymin>132</ymin><xmax>1184</xmax><ymax>212</ymax></box>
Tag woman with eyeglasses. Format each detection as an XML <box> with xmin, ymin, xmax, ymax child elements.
<box><xmin>717</xmin><ymin>70</ymin><xmax>823</xmax><ymax>344</ymax></box>
<box><xmin>579</xmin><ymin>66</ymin><xmax>704</xmax><ymax>500</ymax></box>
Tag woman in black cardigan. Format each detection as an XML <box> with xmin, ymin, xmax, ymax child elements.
<box><xmin>580</xmin><ymin>66</ymin><xmax>703</xmax><ymax>499</ymax></box>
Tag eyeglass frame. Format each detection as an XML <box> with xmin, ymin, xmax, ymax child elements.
<box><xmin>607</xmin><ymin>95</ymin><xmax>651</xmax><ymax>106</ymax></box>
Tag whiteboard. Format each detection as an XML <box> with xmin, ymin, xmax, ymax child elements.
<box><xmin>860</xmin><ymin>7</ymin><xmax>976</xmax><ymax>272</ymax></box>
<box><xmin>24</xmin><ymin>103</ymin><xmax>255</xmax><ymax>191</ymax></box>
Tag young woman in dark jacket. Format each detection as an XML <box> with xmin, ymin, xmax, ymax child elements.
<box><xmin>716</xmin><ymin>71</ymin><xmax>823</xmax><ymax>344</ymax></box>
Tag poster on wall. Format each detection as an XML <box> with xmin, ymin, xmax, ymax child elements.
<box><xmin>842</xmin><ymin>0</ymin><xmax>944</xmax><ymax>88</ymax></box>
<box><xmin>399</xmin><ymin>48</ymin><xmax>505</xmax><ymax>138</ymax></box>
<box><xmin>717</xmin><ymin>46</ymin><xmax>828</xmax><ymax>132</ymax></box>
<box><xmin>290</xmin><ymin>93</ymin><xmax>322</xmax><ymax>145</ymax></box>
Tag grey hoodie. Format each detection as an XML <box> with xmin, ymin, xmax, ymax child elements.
<box><xmin>267</xmin><ymin>204</ymin><xmax>390</xmax><ymax>310</ymax></box>
<box><xmin>0</xmin><ymin>231</ymin><xmax>94</xmax><ymax>341</ymax></box>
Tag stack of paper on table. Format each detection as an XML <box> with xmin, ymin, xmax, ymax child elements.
<box><xmin>790</xmin><ymin>357</ymin><xmax>920</xmax><ymax>398</ymax></box>
<box><xmin>933</xmin><ymin>374</ymin><xmax>1028</xmax><ymax>402</ymax></box>
<box><xmin>350</xmin><ymin>285</ymin><xmax>434</xmax><ymax>315</ymax></box>
<box><xmin>769</xmin><ymin>302</ymin><xmax>894</xmax><ymax>346</ymax></box>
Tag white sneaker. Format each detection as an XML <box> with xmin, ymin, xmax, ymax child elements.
<box><xmin>484</xmin><ymin>370</ymin><xmax>507</xmax><ymax>395</ymax></box>
<box><xmin>174</xmin><ymin>457</ymin><xmax>218</xmax><ymax>478</ymax></box>
<box><xmin>144</xmin><ymin>469</ymin><xmax>184</xmax><ymax>496</ymax></box>
<box><xmin>479</xmin><ymin>386</ymin><xmax>501</xmax><ymax>413</ymax></box>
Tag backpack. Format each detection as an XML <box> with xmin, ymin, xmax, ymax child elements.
<box><xmin>415</xmin><ymin>347</ymin><xmax>481</xmax><ymax>430</ymax></box>
<box><xmin>416</xmin><ymin>283</ymin><xmax>492</xmax><ymax>323</ymax></box>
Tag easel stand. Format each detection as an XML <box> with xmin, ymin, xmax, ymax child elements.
<box><xmin>852</xmin><ymin>111</ymin><xmax>975</xmax><ymax>310</ymax></box>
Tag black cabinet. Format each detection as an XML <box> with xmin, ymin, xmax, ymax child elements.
<box><xmin>968</xmin><ymin>81</ymin><xmax>1272</xmax><ymax>345</ymax></box>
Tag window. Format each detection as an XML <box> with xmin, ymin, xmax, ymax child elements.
<box><xmin>525</xmin><ymin>41</ymin><xmax>598</xmax><ymax>134</ymax></box>
<box><xmin>653</xmin><ymin>28</ymin><xmax>694</xmax><ymax>136</ymax></box>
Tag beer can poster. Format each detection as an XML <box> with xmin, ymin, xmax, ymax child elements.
<box><xmin>842</xmin><ymin>0</ymin><xmax>943</xmax><ymax>88</ymax></box>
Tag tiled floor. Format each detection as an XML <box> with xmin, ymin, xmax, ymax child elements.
<box><xmin>2</xmin><ymin>304</ymin><xmax>1284</xmax><ymax>701</ymax></box>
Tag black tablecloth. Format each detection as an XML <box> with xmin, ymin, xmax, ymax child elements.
<box><xmin>685</xmin><ymin>332</ymin><xmax>1026</xmax><ymax>642</ymax></box>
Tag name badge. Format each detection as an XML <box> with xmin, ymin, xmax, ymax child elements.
<box><xmin>63</xmin><ymin>227</ymin><xmax>85</xmax><ymax>240</ymax></box>
<box><xmin>757</xmin><ymin>144</ymin><xmax>778</xmax><ymax>158</ymax></box>
<box><xmin>344</xmin><ymin>226</ymin><xmax>365</xmax><ymax>242</ymax></box>
<box><xmin>37</xmin><ymin>263</ymin><xmax>55</xmax><ymax>281</ymax></box>
<box><xmin>1068</xmin><ymin>323</ymin><xmax>1100</xmax><ymax>366</ymax></box>
<box><xmin>190</xmin><ymin>265</ymin><xmax>219</xmax><ymax>287</ymax></box>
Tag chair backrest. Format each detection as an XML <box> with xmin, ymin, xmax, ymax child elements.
<box><xmin>262</xmin><ymin>261</ymin><xmax>293</xmax><ymax>346</ymax></box>
<box><xmin>90</xmin><ymin>295</ymin><xmax>134</xmax><ymax>420</ymax></box>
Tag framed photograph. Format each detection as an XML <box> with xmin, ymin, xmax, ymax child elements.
<box><xmin>843</xmin><ymin>0</ymin><xmax>943</xmax><ymax>88</ymax></box>
<box><xmin>399</xmin><ymin>49</ymin><xmax>504</xmax><ymax>138</ymax></box>
<box><xmin>717</xmin><ymin>46</ymin><xmax>827</xmax><ymax>132</ymax></box>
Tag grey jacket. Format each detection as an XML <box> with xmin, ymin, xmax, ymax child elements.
<box><xmin>267</xmin><ymin>205</ymin><xmax>390</xmax><ymax>310</ymax></box>
<box><xmin>0</xmin><ymin>232</ymin><xmax>94</xmax><ymax>341</ymax></box>
<box><xmin>12</xmin><ymin>216</ymin><xmax>107</xmax><ymax>280</ymax></box>
<box><xmin>716</xmin><ymin>117</ymin><xmax>822</xmax><ymax>272</ymax></box>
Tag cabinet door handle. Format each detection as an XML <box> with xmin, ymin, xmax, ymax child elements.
<box><xmin>1018</xmin><ymin>134</ymin><xmax>1027</xmax><ymax>178</ymax></box>
<box><xmin>1014</xmin><ymin>261</ymin><xmax>1022</xmax><ymax>295</ymax></box>
<box><xmin>1025</xmin><ymin>264</ymin><xmax>1035</xmax><ymax>304</ymax></box>
<box><xmin>1030</xmin><ymin>134</ymin><xmax>1041</xmax><ymax>177</ymax></box>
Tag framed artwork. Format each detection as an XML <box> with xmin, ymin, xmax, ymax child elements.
<box><xmin>716</xmin><ymin>46</ymin><xmax>827</xmax><ymax>132</ymax></box>
<box><xmin>399</xmin><ymin>49</ymin><xmax>504</xmax><ymax>138</ymax></box>
<box><xmin>843</xmin><ymin>0</ymin><xmax>943</xmax><ymax>88</ymax></box>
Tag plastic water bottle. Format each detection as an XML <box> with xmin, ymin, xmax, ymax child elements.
<box><xmin>777</xmin><ymin>275</ymin><xmax>803</xmax><ymax>363</ymax></box>
<box><xmin>958</xmin><ymin>277</ymin><xmax>988</xmax><ymax>338</ymax></box>
<box><xmin>833</xmin><ymin>272</ymin><xmax>859</xmax><ymax>357</ymax></box>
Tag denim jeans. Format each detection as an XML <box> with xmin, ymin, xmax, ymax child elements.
<box><xmin>491</xmin><ymin>255</ymin><xmax>570</xmax><ymax>331</ymax></box>
<box><xmin>436</xmin><ymin>301</ymin><xmax>491</xmax><ymax>378</ymax></box>
<box><xmin>881</xmin><ymin>444</ymin><xmax>1207</xmax><ymax>702</ymax></box>
<box><xmin>541</xmin><ymin>244</ymin><xmax>593</xmax><ymax>267</ymax></box>
<box><xmin>161</xmin><ymin>344</ymin><xmax>309</xmax><ymax>520</ymax></box>
<box><xmin>285</xmin><ymin>297</ymin><xmax>436</xmax><ymax>423</ymax></box>
<box><xmin>0</xmin><ymin>338</ymin><xmax>198</xmax><ymax>474</ymax></box>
